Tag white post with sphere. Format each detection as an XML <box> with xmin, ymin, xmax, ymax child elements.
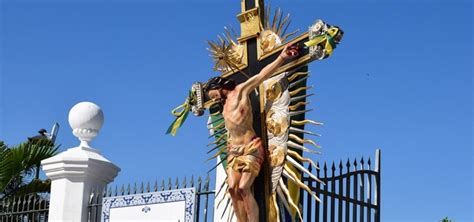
<box><xmin>41</xmin><ymin>102</ymin><xmax>120</xmax><ymax>222</ymax></box>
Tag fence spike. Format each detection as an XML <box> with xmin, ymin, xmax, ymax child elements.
<box><xmin>20</xmin><ymin>195</ymin><xmax>26</xmax><ymax>211</ymax></box>
<box><xmin>161</xmin><ymin>179</ymin><xmax>165</xmax><ymax>191</ymax></box>
<box><xmin>190</xmin><ymin>175</ymin><xmax>195</xmax><ymax>187</ymax></box>
<box><xmin>28</xmin><ymin>194</ymin><xmax>34</xmax><ymax>209</ymax></box>
<box><xmin>146</xmin><ymin>182</ymin><xmax>150</xmax><ymax>193</ymax></box>
<box><xmin>27</xmin><ymin>195</ymin><xmax>33</xmax><ymax>209</ymax></box>
<box><xmin>104</xmin><ymin>185</ymin><xmax>108</xmax><ymax>197</ymax></box>
<box><xmin>140</xmin><ymin>182</ymin><xmax>144</xmax><ymax>194</ymax></box>
<box><xmin>106</xmin><ymin>186</ymin><xmax>112</xmax><ymax>197</ymax></box>
<box><xmin>205</xmin><ymin>174</ymin><xmax>211</xmax><ymax>190</ymax></box>
<box><xmin>100</xmin><ymin>185</ymin><xmax>105</xmax><ymax>198</ymax></box>
<box><xmin>36</xmin><ymin>197</ymin><xmax>42</xmax><ymax>209</ymax></box>
<box><xmin>26</xmin><ymin>195</ymin><xmax>32</xmax><ymax>211</ymax></box>
<box><xmin>14</xmin><ymin>195</ymin><xmax>19</xmax><ymax>209</ymax></box>
<box><xmin>19</xmin><ymin>195</ymin><xmax>25</xmax><ymax>210</ymax></box>
<box><xmin>90</xmin><ymin>186</ymin><xmax>96</xmax><ymax>196</ymax></box>
<box><xmin>42</xmin><ymin>197</ymin><xmax>48</xmax><ymax>209</ymax></box>
<box><xmin>99</xmin><ymin>188</ymin><xmax>105</xmax><ymax>203</ymax></box>
<box><xmin>346</xmin><ymin>158</ymin><xmax>351</xmax><ymax>168</ymax></box>
<box><xmin>120</xmin><ymin>184</ymin><xmax>125</xmax><ymax>195</ymax></box>
<box><xmin>175</xmin><ymin>177</ymin><xmax>179</xmax><ymax>189</ymax></box>
<box><xmin>154</xmin><ymin>180</ymin><xmax>158</xmax><ymax>192</ymax></box>
<box><xmin>183</xmin><ymin>176</ymin><xmax>187</xmax><ymax>188</ymax></box>
<box><xmin>127</xmin><ymin>183</ymin><xmax>131</xmax><ymax>195</ymax></box>
<box><xmin>360</xmin><ymin>157</ymin><xmax>365</xmax><ymax>169</ymax></box>
<box><xmin>25</xmin><ymin>195</ymin><xmax>30</xmax><ymax>209</ymax></box>
<box><xmin>354</xmin><ymin>158</ymin><xmax>358</xmax><ymax>169</ymax></box>
<box><xmin>91</xmin><ymin>190</ymin><xmax>97</xmax><ymax>204</ymax></box>
<box><xmin>133</xmin><ymin>182</ymin><xmax>137</xmax><ymax>194</ymax></box>
<box><xmin>339</xmin><ymin>159</ymin><xmax>343</xmax><ymax>175</ymax></box>
<box><xmin>27</xmin><ymin>194</ymin><xmax>32</xmax><ymax>207</ymax></box>
<box><xmin>331</xmin><ymin>162</ymin><xmax>336</xmax><ymax>177</ymax></box>
<box><xmin>316</xmin><ymin>161</ymin><xmax>321</xmax><ymax>177</ymax></box>
<box><xmin>109</xmin><ymin>185</ymin><xmax>119</xmax><ymax>196</ymax></box>
<box><xmin>168</xmin><ymin>178</ymin><xmax>172</xmax><ymax>190</ymax></box>
<box><xmin>103</xmin><ymin>186</ymin><xmax>108</xmax><ymax>198</ymax></box>
<box><xmin>197</xmin><ymin>176</ymin><xmax>203</xmax><ymax>193</ymax></box>
<box><xmin>33</xmin><ymin>194</ymin><xmax>40</xmax><ymax>210</ymax></box>
<box><xmin>323</xmin><ymin>162</ymin><xmax>328</xmax><ymax>178</ymax></box>
<box><xmin>367</xmin><ymin>157</ymin><xmax>372</xmax><ymax>169</ymax></box>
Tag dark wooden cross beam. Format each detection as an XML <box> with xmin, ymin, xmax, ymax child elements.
<box><xmin>212</xmin><ymin>0</ymin><xmax>318</xmax><ymax>221</ymax></box>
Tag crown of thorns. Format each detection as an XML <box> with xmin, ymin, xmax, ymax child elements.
<box><xmin>205</xmin><ymin>76</ymin><xmax>234</xmax><ymax>90</ymax></box>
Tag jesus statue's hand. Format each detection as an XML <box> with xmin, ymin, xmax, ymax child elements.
<box><xmin>279</xmin><ymin>44</ymin><xmax>300</xmax><ymax>60</ymax></box>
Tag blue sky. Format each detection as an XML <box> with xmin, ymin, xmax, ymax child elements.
<box><xmin>1</xmin><ymin>0</ymin><xmax>472</xmax><ymax>221</ymax></box>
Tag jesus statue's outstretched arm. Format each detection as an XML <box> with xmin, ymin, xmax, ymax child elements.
<box><xmin>240</xmin><ymin>44</ymin><xmax>299</xmax><ymax>96</ymax></box>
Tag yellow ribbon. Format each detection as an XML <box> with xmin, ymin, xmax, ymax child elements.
<box><xmin>304</xmin><ymin>27</ymin><xmax>340</xmax><ymax>56</ymax></box>
<box><xmin>166</xmin><ymin>90</ymin><xmax>194</xmax><ymax>136</ymax></box>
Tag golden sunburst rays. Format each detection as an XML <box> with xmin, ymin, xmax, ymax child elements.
<box><xmin>207</xmin><ymin>26</ymin><xmax>246</xmax><ymax>75</ymax></box>
<box><xmin>260</xmin><ymin>6</ymin><xmax>299</xmax><ymax>53</ymax></box>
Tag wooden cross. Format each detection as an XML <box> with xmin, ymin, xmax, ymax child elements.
<box><xmin>205</xmin><ymin>1</ymin><xmax>332</xmax><ymax>221</ymax></box>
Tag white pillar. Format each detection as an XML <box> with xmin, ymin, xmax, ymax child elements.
<box><xmin>42</xmin><ymin>102</ymin><xmax>120</xmax><ymax>222</ymax></box>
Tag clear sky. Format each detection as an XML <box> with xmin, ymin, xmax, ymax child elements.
<box><xmin>1</xmin><ymin>0</ymin><xmax>472</xmax><ymax>221</ymax></box>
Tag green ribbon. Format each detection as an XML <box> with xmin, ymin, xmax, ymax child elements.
<box><xmin>304</xmin><ymin>27</ymin><xmax>340</xmax><ymax>56</ymax></box>
<box><xmin>166</xmin><ymin>90</ymin><xmax>195</xmax><ymax>136</ymax></box>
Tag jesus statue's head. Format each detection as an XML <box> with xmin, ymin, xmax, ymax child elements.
<box><xmin>206</xmin><ymin>76</ymin><xmax>236</xmax><ymax>104</ymax></box>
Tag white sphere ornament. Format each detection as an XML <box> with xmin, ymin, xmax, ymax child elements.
<box><xmin>68</xmin><ymin>101</ymin><xmax>104</xmax><ymax>147</ymax></box>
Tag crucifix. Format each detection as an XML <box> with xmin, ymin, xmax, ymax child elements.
<box><xmin>167</xmin><ymin>0</ymin><xmax>343</xmax><ymax>221</ymax></box>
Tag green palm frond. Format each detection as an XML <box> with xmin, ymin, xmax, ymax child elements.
<box><xmin>0</xmin><ymin>138</ymin><xmax>59</xmax><ymax>198</ymax></box>
<box><xmin>0</xmin><ymin>141</ymin><xmax>7</xmax><ymax>161</ymax></box>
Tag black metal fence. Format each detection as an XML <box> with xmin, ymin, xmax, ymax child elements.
<box><xmin>0</xmin><ymin>193</ymin><xmax>50</xmax><ymax>222</ymax></box>
<box><xmin>0</xmin><ymin>151</ymin><xmax>381</xmax><ymax>222</ymax></box>
<box><xmin>302</xmin><ymin>149</ymin><xmax>381</xmax><ymax>222</ymax></box>
<box><xmin>88</xmin><ymin>174</ymin><xmax>215</xmax><ymax>222</ymax></box>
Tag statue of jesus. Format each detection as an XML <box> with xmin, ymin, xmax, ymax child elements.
<box><xmin>206</xmin><ymin>45</ymin><xmax>299</xmax><ymax>222</ymax></box>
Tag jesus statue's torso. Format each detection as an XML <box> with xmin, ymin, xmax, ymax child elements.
<box><xmin>222</xmin><ymin>85</ymin><xmax>257</xmax><ymax>146</ymax></box>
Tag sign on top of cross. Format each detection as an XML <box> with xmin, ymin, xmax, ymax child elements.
<box><xmin>216</xmin><ymin>0</ymin><xmax>339</xmax><ymax>84</ymax></box>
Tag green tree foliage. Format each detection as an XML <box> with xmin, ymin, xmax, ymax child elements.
<box><xmin>0</xmin><ymin>139</ymin><xmax>59</xmax><ymax>200</ymax></box>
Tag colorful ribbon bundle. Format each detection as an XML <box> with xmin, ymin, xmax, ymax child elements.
<box><xmin>304</xmin><ymin>27</ymin><xmax>340</xmax><ymax>56</ymax></box>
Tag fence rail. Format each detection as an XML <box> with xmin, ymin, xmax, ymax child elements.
<box><xmin>0</xmin><ymin>193</ymin><xmax>50</xmax><ymax>222</ymax></box>
<box><xmin>302</xmin><ymin>149</ymin><xmax>381</xmax><ymax>222</ymax></box>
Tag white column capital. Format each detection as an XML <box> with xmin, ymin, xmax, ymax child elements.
<box><xmin>42</xmin><ymin>146</ymin><xmax>120</xmax><ymax>183</ymax></box>
<box><xmin>41</xmin><ymin>102</ymin><xmax>120</xmax><ymax>222</ymax></box>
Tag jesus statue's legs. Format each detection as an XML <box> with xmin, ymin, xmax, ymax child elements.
<box><xmin>228</xmin><ymin>169</ymin><xmax>248</xmax><ymax>222</ymax></box>
<box><xmin>239</xmin><ymin>171</ymin><xmax>259</xmax><ymax>222</ymax></box>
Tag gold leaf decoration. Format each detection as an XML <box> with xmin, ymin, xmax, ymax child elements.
<box><xmin>207</xmin><ymin>26</ymin><xmax>244</xmax><ymax>73</ymax></box>
<box><xmin>260</xmin><ymin>6</ymin><xmax>298</xmax><ymax>53</ymax></box>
